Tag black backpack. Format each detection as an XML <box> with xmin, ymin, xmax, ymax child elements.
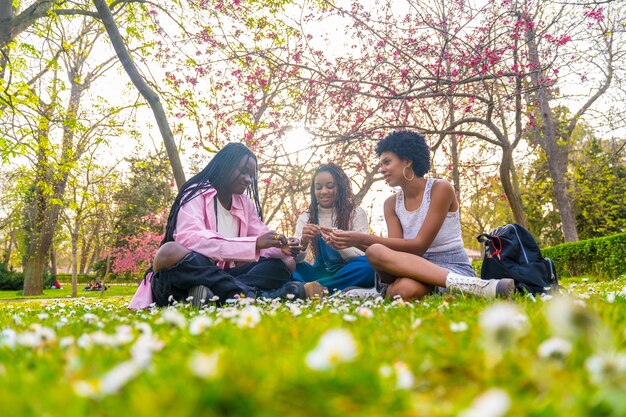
<box><xmin>477</xmin><ymin>224</ymin><xmax>559</xmax><ymax>294</ymax></box>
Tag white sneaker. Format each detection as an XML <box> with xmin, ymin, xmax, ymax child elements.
<box><xmin>446</xmin><ymin>275</ymin><xmax>515</xmax><ymax>298</ymax></box>
<box><xmin>343</xmin><ymin>286</ymin><xmax>382</xmax><ymax>299</ymax></box>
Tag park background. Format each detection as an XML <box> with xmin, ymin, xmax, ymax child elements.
<box><xmin>2</xmin><ymin>2</ymin><xmax>626</xmax><ymax>416</ymax></box>
<box><xmin>0</xmin><ymin>0</ymin><xmax>624</xmax><ymax>295</ymax></box>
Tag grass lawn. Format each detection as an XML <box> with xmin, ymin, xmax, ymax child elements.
<box><xmin>0</xmin><ymin>283</ymin><xmax>138</xmax><ymax>300</ymax></box>
<box><xmin>0</xmin><ymin>275</ymin><xmax>625</xmax><ymax>417</ymax></box>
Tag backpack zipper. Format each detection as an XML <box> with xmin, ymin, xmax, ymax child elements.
<box><xmin>510</xmin><ymin>225</ymin><xmax>529</xmax><ymax>264</ymax></box>
<box><xmin>547</xmin><ymin>259</ymin><xmax>556</xmax><ymax>283</ymax></box>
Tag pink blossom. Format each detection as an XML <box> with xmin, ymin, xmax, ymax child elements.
<box><xmin>557</xmin><ymin>35</ymin><xmax>572</xmax><ymax>46</ymax></box>
<box><xmin>111</xmin><ymin>210</ymin><xmax>168</xmax><ymax>275</ymax></box>
<box><xmin>584</xmin><ymin>7</ymin><xmax>604</xmax><ymax>26</ymax></box>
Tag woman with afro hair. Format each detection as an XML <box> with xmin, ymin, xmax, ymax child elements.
<box><xmin>323</xmin><ymin>131</ymin><xmax>514</xmax><ymax>300</ymax></box>
<box><xmin>291</xmin><ymin>163</ymin><xmax>375</xmax><ymax>293</ymax></box>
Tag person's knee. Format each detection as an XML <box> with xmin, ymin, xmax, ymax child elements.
<box><xmin>281</xmin><ymin>257</ymin><xmax>296</xmax><ymax>274</ymax></box>
<box><xmin>262</xmin><ymin>257</ymin><xmax>292</xmax><ymax>280</ymax></box>
<box><xmin>386</xmin><ymin>278</ymin><xmax>430</xmax><ymax>301</ymax></box>
<box><xmin>153</xmin><ymin>242</ymin><xmax>190</xmax><ymax>272</ymax></box>
<box><xmin>365</xmin><ymin>244</ymin><xmax>389</xmax><ymax>268</ymax></box>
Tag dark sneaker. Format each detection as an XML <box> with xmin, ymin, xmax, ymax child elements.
<box><xmin>495</xmin><ymin>278</ymin><xmax>516</xmax><ymax>298</ymax></box>
<box><xmin>188</xmin><ymin>285</ymin><xmax>214</xmax><ymax>308</ymax></box>
<box><xmin>375</xmin><ymin>273</ymin><xmax>389</xmax><ymax>296</ymax></box>
<box><xmin>259</xmin><ymin>281</ymin><xmax>306</xmax><ymax>300</ymax></box>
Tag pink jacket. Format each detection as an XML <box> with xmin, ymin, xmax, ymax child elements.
<box><xmin>173</xmin><ymin>187</ymin><xmax>288</xmax><ymax>263</ymax></box>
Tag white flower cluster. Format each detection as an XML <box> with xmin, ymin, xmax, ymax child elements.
<box><xmin>541</xmin><ymin>294</ymin><xmax>626</xmax><ymax>385</ymax></box>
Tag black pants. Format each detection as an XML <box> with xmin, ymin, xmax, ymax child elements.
<box><xmin>151</xmin><ymin>252</ymin><xmax>290</xmax><ymax>306</ymax></box>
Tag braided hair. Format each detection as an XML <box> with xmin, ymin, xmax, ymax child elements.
<box><xmin>306</xmin><ymin>163</ymin><xmax>356</xmax><ymax>257</ymax></box>
<box><xmin>161</xmin><ymin>142</ymin><xmax>262</xmax><ymax>245</ymax></box>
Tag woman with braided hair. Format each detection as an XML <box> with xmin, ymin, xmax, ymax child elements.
<box><xmin>291</xmin><ymin>163</ymin><xmax>375</xmax><ymax>293</ymax></box>
<box><xmin>145</xmin><ymin>142</ymin><xmax>314</xmax><ymax>308</ymax></box>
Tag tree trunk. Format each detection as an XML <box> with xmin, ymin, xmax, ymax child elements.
<box><xmin>449</xmin><ymin>112</ymin><xmax>461</xmax><ymax>206</ymax></box>
<box><xmin>93</xmin><ymin>0</ymin><xmax>186</xmax><ymax>190</ymax></box>
<box><xmin>22</xmin><ymin>107</ymin><xmax>54</xmax><ymax>296</ymax></box>
<box><xmin>22</xmin><ymin>62</ymin><xmax>84</xmax><ymax>294</ymax></box>
<box><xmin>22</xmin><ymin>251</ymin><xmax>47</xmax><ymax>295</ymax></box>
<box><xmin>546</xmin><ymin>153</ymin><xmax>578</xmax><ymax>241</ymax></box>
<box><xmin>49</xmin><ymin>247</ymin><xmax>57</xmax><ymax>278</ymax></box>
<box><xmin>523</xmin><ymin>12</ymin><xmax>578</xmax><ymax>242</ymax></box>
<box><xmin>87</xmin><ymin>242</ymin><xmax>100</xmax><ymax>274</ymax></box>
<box><xmin>71</xmin><ymin>229</ymin><xmax>78</xmax><ymax>297</ymax></box>
<box><xmin>0</xmin><ymin>0</ymin><xmax>55</xmax><ymax>49</ymax></box>
<box><xmin>500</xmin><ymin>146</ymin><xmax>527</xmax><ymax>228</ymax></box>
<box><xmin>0</xmin><ymin>0</ymin><xmax>11</xmax><ymax>77</ymax></box>
<box><xmin>22</xmin><ymin>169</ymin><xmax>67</xmax><ymax>295</ymax></box>
<box><xmin>103</xmin><ymin>254</ymin><xmax>111</xmax><ymax>283</ymax></box>
<box><xmin>2</xmin><ymin>228</ymin><xmax>14</xmax><ymax>264</ymax></box>
<box><xmin>79</xmin><ymin>234</ymin><xmax>92</xmax><ymax>275</ymax></box>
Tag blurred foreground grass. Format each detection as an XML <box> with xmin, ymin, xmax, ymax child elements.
<box><xmin>0</xmin><ymin>276</ymin><xmax>625</xmax><ymax>417</ymax></box>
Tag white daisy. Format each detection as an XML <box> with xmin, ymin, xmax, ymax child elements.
<box><xmin>189</xmin><ymin>315</ymin><xmax>214</xmax><ymax>335</ymax></box>
<box><xmin>161</xmin><ymin>309</ymin><xmax>187</xmax><ymax>328</ymax></box>
<box><xmin>236</xmin><ymin>305</ymin><xmax>261</xmax><ymax>328</ymax></box>
<box><xmin>189</xmin><ymin>351</ymin><xmax>220</xmax><ymax>379</ymax></box>
<box><xmin>546</xmin><ymin>296</ymin><xmax>595</xmax><ymax>338</ymax></box>
<box><xmin>460</xmin><ymin>388</ymin><xmax>511</xmax><ymax>417</ymax></box>
<box><xmin>537</xmin><ymin>337</ymin><xmax>572</xmax><ymax>360</ymax></box>
<box><xmin>479</xmin><ymin>303</ymin><xmax>527</xmax><ymax>344</ymax></box>
<box><xmin>585</xmin><ymin>352</ymin><xmax>626</xmax><ymax>384</ymax></box>
<box><xmin>305</xmin><ymin>329</ymin><xmax>358</xmax><ymax>371</ymax></box>
<box><xmin>99</xmin><ymin>361</ymin><xmax>142</xmax><ymax>395</ymax></box>
<box><xmin>356</xmin><ymin>307</ymin><xmax>374</xmax><ymax>318</ymax></box>
<box><xmin>450</xmin><ymin>322</ymin><xmax>468</xmax><ymax>332</ymax></box>
<box><xmin>392</xmin><ymin>361</ymin><xmax>415</xmax><ymax>390</ymax></box>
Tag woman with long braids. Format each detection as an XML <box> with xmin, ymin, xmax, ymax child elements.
<box><xmin>324</xmin><ymin>131</ymin><xmax>515</xmax><ymax>301</ymax></box>
<box><xmin>146</xmin><ymin>142</ymin><xmax>316</xmax><ymax>308</ymax></box>
<box><xmin>291</xmin><ymin>163</ymin><xmax>375</xmax><ymax>292</ymax></box>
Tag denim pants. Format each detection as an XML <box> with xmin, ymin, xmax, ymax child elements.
<box><xmin>151</xmin><ymin>252</ymin><xmax>290</xmax><ymax>306</ymax></box>
<box><xmin>292</xmin><ymin>236</ymin><xmax>375</xmax><ymax>292</ymax></box>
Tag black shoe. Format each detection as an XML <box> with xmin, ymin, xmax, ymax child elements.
<box><xmin>188</xmin><ymin>285</ymin><xmax>214</xmax><ymax>308</ymax></box>
<box><xmin>259</xmin><ymin>281</ymin><xmax>306</xmax><ymax>300</ymax></box>
<box><xmin>374</xmin><ymin>273</ymin><xmax>388</xmax><ymax>296</ymax></box>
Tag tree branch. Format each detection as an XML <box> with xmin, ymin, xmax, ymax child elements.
<box><xmin>92</xmin><ymin>0</ymin><xmax>186</xmax><ymax>189</ymax></box>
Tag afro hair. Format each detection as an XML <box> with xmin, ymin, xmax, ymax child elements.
<box><xmin>376</xmin><ymin>130</ymin><xmax>430</xmax><ymax>177</ymax></box>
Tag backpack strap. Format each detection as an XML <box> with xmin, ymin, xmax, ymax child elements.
<box><xmin>477</xmin><ymin>233</ymin><xmax>502</xmax><ymax>260</ymax></box>
<box><xmin>477</xmin><ymin>233</ymin><xmax>490</xmax><ymax>243</ymax></box>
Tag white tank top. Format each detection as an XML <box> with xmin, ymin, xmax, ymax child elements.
<box><xmin>395</xmin><ymin>178</ymin><xmax>464</xmax><ymax>253</ymax></box>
